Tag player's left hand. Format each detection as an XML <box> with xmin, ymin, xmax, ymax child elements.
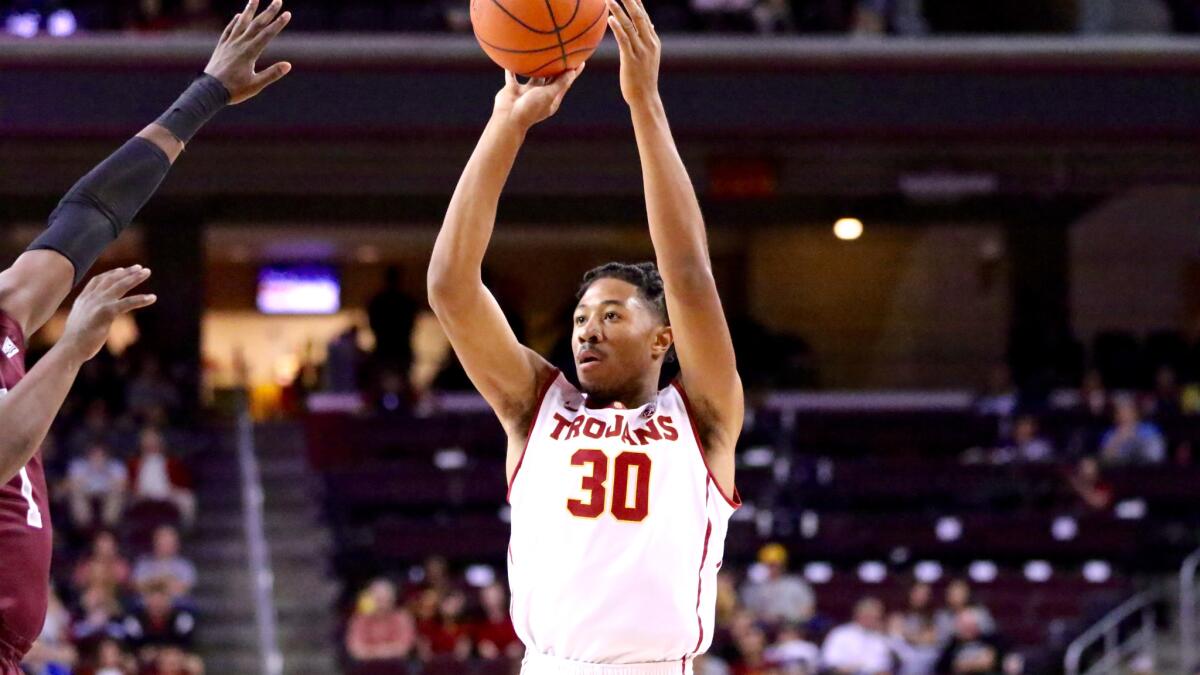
<box><xmin>606</xmin><ymin>0</ymin><xmax>660</xmax><ymax>107</ymax></box>
<box><xmin>204</xmin><ymin>0</ymin><xmax>293</xmax><ymax>105</ymax></box>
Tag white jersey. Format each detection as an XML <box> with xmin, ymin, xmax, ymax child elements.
<box><xmin>507</xmin><ymin>371</ymin><xmax>740</xmax><ymax>669</ymax></box>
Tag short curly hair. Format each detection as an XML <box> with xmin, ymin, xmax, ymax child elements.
<box><xmin>576</xmin><ymin>261</ymin><xmax>669</xmax><ymax>324</ymax></box>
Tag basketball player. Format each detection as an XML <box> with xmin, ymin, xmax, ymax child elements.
<box><xmin>0</xmin><ymin>4</ymin><xmax>291</xmax><ymax>670</ymax></box>
<box><xmin>428</xmin><ymin>0</ymin><xmax>741</xmax><ymax>672</ymax></box>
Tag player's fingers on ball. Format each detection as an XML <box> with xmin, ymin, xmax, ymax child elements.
<box><xmin>116</xmin><ymin>294</ymin><xmax>158</xmax><ymax>314</ymax></box>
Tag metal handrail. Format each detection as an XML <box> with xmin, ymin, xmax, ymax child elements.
<box><xmin>1180</xmin><ymin>547</ymin><xmax>1200</xmax><ymax>672</ymax></box>
<box><xmin>237</xmin><ymin>410</ymin><xmax>284</xmax><ymax>675</ymax></box>
<box><xmin>1065</xmin><ymin>588</ymin><xmax>1161</xmax><ymax>675</ymax></box>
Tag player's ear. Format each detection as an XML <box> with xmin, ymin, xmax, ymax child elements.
<box><xmin>651</xmin><ymin>325</ymin><xmax>672</xmax><ymax>358</ymax></box>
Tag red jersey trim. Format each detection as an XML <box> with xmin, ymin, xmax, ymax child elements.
<box><xmin>506</xmin><ymin>368</ymin><xmax>561</xmax><ymax>503</ymax></box>
<box><xmin>671</xmin><ymin>379</ymin><xmax>741</xmax><ymax>509</ymax></box>
<box><xmin>689</xmin><ymin>485</ymin><xmax>714</xmax><ymax>661</ymax></box>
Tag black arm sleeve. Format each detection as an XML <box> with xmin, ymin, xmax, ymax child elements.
<box><xmin>27</xmin><ymin>137</ymin><xmax>171</xmax><ymax>285</ymax></box>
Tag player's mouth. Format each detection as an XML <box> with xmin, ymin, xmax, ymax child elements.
<box><xmin>577</xmin><ymin>350</ymin><xmax>604</xmax><ymax>370</ymax></box>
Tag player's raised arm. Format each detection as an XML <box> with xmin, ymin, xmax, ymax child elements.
<box><xmin>428</xmin><ymin>68</ymin><xmax>583</xmax><ymax>439</ymax></box>
<box><xmin>0</xmin><ymin>267</ymin><xmax>156</xmax><ymax>485</ymax></box>
<box><xmin>0</xmin><ymin>0</ymin><xmax>292</xmax><ymax>338</ymax></box>
<box><xmin>609</xmin><ymin>0</ymin><xmax>742</xmax><ymax>482</ymax></box>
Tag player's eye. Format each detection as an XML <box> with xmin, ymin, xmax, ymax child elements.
<box><xmin>574</xmin><ymin>315</ymin><xmax>586</xmax><ymax>325</ymax></box>
<box><xmin>605</xmin><ymin>311</ymin><xmax>619</xmax><ymax>321</ymax></box>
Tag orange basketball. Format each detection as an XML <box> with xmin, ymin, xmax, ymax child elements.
<box><xmin>470</xmin><ymin>0</ymin><xmax>609</xmax><ymax>78</ymax></box>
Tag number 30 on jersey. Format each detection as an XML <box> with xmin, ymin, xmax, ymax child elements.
<box><xmin>567</xmin><ymin>449</ymin><xmax>652</xmax><ymax>522</ymax></box>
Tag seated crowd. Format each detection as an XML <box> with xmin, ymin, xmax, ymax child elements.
<box><xmin>20</xmin><ymin>346</ymin><xmax>205</xmax><ymax>675</ymax></box>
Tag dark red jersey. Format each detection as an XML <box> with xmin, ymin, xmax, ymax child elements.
<box><xmin>0</xmin><ymin>310</ymin><xmax>52</xmax><ymax>664</ymax></box>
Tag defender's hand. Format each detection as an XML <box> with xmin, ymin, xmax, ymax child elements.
<box><xmin>607</xmin><ymin>0</ymin><xmax>660</xmax><ymax>107</ymax></box>
<box><xmin>493</xmin><ymin>66</ymin><xmax>585</xmax><ymax>132</ymax></box>
<box><xmin>60</xmin><ymin>266</ymin><xmax>157</xmax><ymax>362</ymax></box>
<box><xmin>204</xmin><ymin>0</ymin><xmax>293</xmax><ymax>105</ymax></box>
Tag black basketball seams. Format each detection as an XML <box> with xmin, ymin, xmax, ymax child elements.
<box><xmin>477</xmin><ymin>3</ymin><xmax>604</xmax><ymax>54</ymax></box>
<box><xmin>518</xmin><ymin>46</ymin><xmax>596</xmax><ymax>77</ymax></box>
<box><xmin>541</xmin><ymin>0</ymin><xmax>570</xmax><ymax>69</ymax></box>
<box><xmin>488</xmin><ymin>0</ymin><xmax>581</xmax><ymax>34</ymax></box>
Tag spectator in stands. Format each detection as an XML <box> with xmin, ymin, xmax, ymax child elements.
<box><xmin>128</xmin><ymin>428</ymin><xmax>196</xmax><ymax>528</ymax></box>
<box><xmin>1099</xmin><ymin>395</ymin><xmax>1166</xmax><ymax>464</ymax></box>
<box><xmin>133</xmin><ymin>526</ymin><xmax>197</xmax><ymax>601</ymax></box>
<box><xmin>934</xmin><ymin>608</ymin><xmax>1005</xmax><ymax>675</ymax></box>
<box><xmin>125</xmin><ymin>583</ymin><xmax>197</xmax><ymax>663</ymax></box>
<box><xmin>71</xmin><ymin>585</ymin><xmax>129</xmax><ymax>649</ymax></box>
<box><xmin>890</xmin><ymin>582</ymin><xmax>935</xmax><ymax>643</ymax></box>
<box><xmin>729</xmin><ymin>625</ymin><xmax>771</xmax><ymax>675</ymax></box>
<box><xmin>66</xmin><ymin>442</ymin><xmax>128</xmax><ymax>530</ymax></box>
<box><xmin>473</xmin><ymin>582</ymin><xmax>521</xmax><ymax>660</ymax></box>
<box><xmin>73</xmin><ymin>530</ymin><xmax>132</xmax><ymax>595</ymax></box>
<box><xmin>934</xmin><ymin>580</ymin><xmax>994</xmax><ymax>643</ymax></box>
<box><xmin>325</xmin><ymin>325</ymin><xmax>365</xmax><ymax>392</ymax></box>
<box><xmin>991</xmin><ymin>414</ymin><xmax>1055</xmax><ymax>464</ymax></box>
<box><xmin>821</xmin><ymin>597</ymin><xmax>895</xmax><ymax>675</ymax></box>
<box><xmin>22</xmin><ymin>586</ymin><xmax>78</xmax><ymax>675</ymax></box>
<box><xmin>127</xmin><ymin>358</ymin><xmax>180</xmax><ymax>421</ymax></box>
<box><xmin>67</xmin><ymin>399</ymin><xmax>119</xmax><ymax>459</ymax></box>
<box><xmin>1144</xmin><ymin>365</ymin><xmax>1182</xmax><ymax>419</ymax></box>
<box><xmin>889</xmin><ymin>615</ymin><xmax>940</xmax><ymax>675</ymax></box>
<box><xmin>91</xmin><ymin>637</ymin><xmax>136</xmax><ymax>675</ymax></box>
<box><xmin>763</xmin><ymin>623</ymin><xmax>820</xmax><ymax>674</ymax></box>
<box><xmin>141</xmin><ymin>645</ymin><xmax>204</xmax><ymax>675</ymax></box>
<box><xmin>740</xmin><ymin>543</ymin><xmax>816</xmax><ymax>625</ymax></box>
<box><xmin>368</xmin><ymin>265</ymin><xmax>419</xmax><ymax>376</ymax></box>
<box><xmin>345</xmin><ymin>578</ymin><xmax>417</xmax><ymax>663</ymax></box>
<box><xmin>418</xmin><ymin>589</ymin><xmax>472</xmax><ymax>660</ymax></box>
<box><xmin>1067</xmin><ymin>457</ymin><xmax>1114</xmax><ymax>513</ymax></box>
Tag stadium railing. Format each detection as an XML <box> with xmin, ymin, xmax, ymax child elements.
<box><xmin>1063</xmin><ymin>587</ymin><xmax>1162</xmax><ymax>675</ymax></box>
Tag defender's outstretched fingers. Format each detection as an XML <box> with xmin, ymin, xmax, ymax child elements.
<box><xmin>232</xmin><ymin>0</ymin><xmax>259</xmax><ymax>38</ymax></box>
<box><xmin>105</xmin><ymin>267</ymin><xmax>152</xmax><ymax>300</ymax></box>
<box><xmin>116</xmin><ymin>294</ymin><xmax>158</xmax><ymax>314</ymax></box>
<box><xmin>247</xmin><ymin>10</ymin><xmax>291</xmax><ymax>50</ymax></box>
<box><xmin>250</xmin><ymin>61</ymin><xmax>292</xmax><ymax>91</ymax></box>
<box><xmin>219</xmin><ymin>13</ymin><xmax>239</xmax><ymax>42</ymax></box>
<box><xmin>246</xmin><ymin>0</ymin><xmax>283</xmax><ymax>35</ymax></box>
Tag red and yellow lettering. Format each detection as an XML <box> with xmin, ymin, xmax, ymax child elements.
<box><xmin>566</xmin><ymin>415</ymin><xmax>585</xmax><ymax>441</ymax></box>
<box><xmin>605</xmin><ymin>416</ymin><xmax>625</xmax><ymax>438</ymax></box>
<box><xmin>611</xmin><ymin>452</ymin><xmax>652</xmax><ymax>522</ymax></box>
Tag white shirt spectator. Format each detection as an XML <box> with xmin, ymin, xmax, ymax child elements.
<box><xmin>134</xmin><ymin>452</ymin><xmax>172</xmax><ymax>499</ymax></box>
<box><xmin>133</xmin><ymin>556</ymin><xmax>197</xmax><ymax>594</ymax></box>
<box><xmin>765</xmin><ymin>637</ymin><xmax>820</xmax><ymax>673</ymax></box>
<box><xmin>822</xmin><ymin>622</ymin><xmax>894</xmax><ymax>675</ymax></box>
<box><xmin>69</xmin><ymin>455</ymin><xmax>128</xmax><ymax>496</ymax></box>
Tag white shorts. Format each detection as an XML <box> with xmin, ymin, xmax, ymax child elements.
<box><xmin>521</xmin><ymin>653</ymin><xmax>693</xmax><ymax>675</ymax></box>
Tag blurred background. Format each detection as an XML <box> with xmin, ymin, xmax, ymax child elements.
<box><xmin>4</xmin><ymin>1</ymin><xmax>1200</xmax><ymax>675</ymax></box>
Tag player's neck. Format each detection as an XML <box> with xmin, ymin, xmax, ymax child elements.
<box><xmin>583</xmin><ymin>379</ymin><xmax>659</xmax><ymax>410</ymax></box>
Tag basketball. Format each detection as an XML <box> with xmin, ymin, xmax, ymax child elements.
<box><xmin>470</xmin><ymin>0</ymin><xmax>609</xmax><ymax>78</ymax></box>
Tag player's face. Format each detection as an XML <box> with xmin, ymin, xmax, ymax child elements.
<box><xmin>573</xmin><ymin>278</ymin><xmax>671</xmax><ymax>398</ymax></box>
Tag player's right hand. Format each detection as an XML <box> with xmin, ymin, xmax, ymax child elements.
<box><xmin>60</xmin><ymin>266</ymin><xmax>157</xmax><ymax>362</ymax></box>
<box><xmin>493</xmin><ymin>65</ymin><xmax>585</xmax><ymax>132</ymax></box>
<box><xmin>204</xmin><ymin>0</ymin><xmax>293</xmax><ymax>105</ymax></box>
